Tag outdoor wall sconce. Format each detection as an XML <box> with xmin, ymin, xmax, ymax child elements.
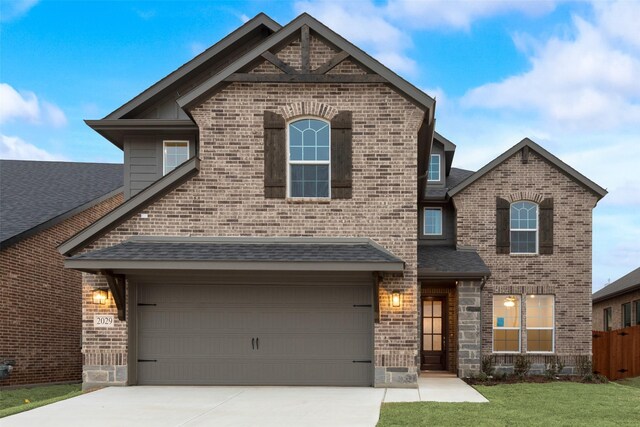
<box><xmin>92</xmin><ymin>289</ymin><xmax>109</xmax><ymax>305</ymax></box>
<box><xmin>503</xmin><ymin>296</ymin><xmax>516</xmax><ymax>307</ymax></box>
<box><xmin>391</xmin><ymin>292</ymin><xmax>401</xmax><ymax>308</ymax></box>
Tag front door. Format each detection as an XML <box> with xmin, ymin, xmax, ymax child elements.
<box><xmin>421</xmin><ymin>297</ymin><xmax>446</xmax><ymax>370</ymax></box>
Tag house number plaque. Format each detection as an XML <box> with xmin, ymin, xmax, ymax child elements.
<box><xmin>94</xmin><ymin>314</ymin><xmax>114</xmax><ymax>328</ymax></box>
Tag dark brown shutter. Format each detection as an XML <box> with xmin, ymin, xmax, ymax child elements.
<box><xmin>496</xmin><ymin>197</ymin><xmax>510</xmax><ymax>254</ymax></box>
<box><xmin>331</xmin><ymin>111</ymin><xmax>353</xmax><ymax>199</ymax></box>
<box><xmin>539</xmin><ymin>198</ymin><xmax>554</xmax><ymax>254</ymax></box>
<box><xmin>264</xmin><ymin>111</ymin><xmax>286</xmax><ymax>198</ymax></box>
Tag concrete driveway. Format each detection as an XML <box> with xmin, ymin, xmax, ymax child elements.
<box><xmin>2</xmin><ymin>386</ymin><xmax>386</xmax><ymax>427</ymax></box>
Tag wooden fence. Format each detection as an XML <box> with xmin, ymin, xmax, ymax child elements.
<box><xmin>592</xmin><ymin>325</ymin><xmax>640</xmax><ymax>380</ymax></box>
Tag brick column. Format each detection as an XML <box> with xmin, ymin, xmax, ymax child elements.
<box><xmin>458</xmin><ymin>280</ymin><xmax>482</xmax><ymax>377</ymax></box>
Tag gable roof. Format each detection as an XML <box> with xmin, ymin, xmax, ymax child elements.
<box><xmin>176</xmin><ymin>13</ymin><xmax>435</xmax><ymax>120</ymax></box>
<box><xmin>0</xmin><ymin>160</ymin><xmax>123</xmax><ymax>249</ymax></box>
<box><xmin>448</xmin><ymin>138</ymin><xmax>608</xmax><ymax>199</ymax></box>
<box><xmin>593</xmin><ymin>267</ymin><xmax>640</xmax><ymax>303</ymax></box>
<box><xmin>418</xmin><ymin>245</ymin><xmax>490</xmax><ymax>279</ymax></box>
<box><xmin>58</xmin><ymin>157</ymin><xmax>199</xmax><ymax>256</ymax></box>
<box><xmin>103</xmin><ymin>13</ymin><xmax>281</xmax><ymax>120</ymax></box>
<box><xmin>424</xmin><ymin>167</ymin><xmax>475</xmax><ymax>200</ymax></box>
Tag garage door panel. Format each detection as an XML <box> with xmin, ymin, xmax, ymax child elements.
<box><xmin>138</xmin><ymin>308</ymin><xmax>257</xmax><ymax>332</ymax></box>
<box><xmin>137</xmin><ymin>333</ymin><xmax>255</xmax><ymax>359</ymax></box>
<box><xmin>255</xmin><ymin>332</ymin><xmax>371</xmax><ymax>358</ymax></box>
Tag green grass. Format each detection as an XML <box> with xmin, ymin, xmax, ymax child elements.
<box><xmin>617</xmin><ymin>376</ymin><xmax>640</xmax><ymax>389</ymax></box>
<box><xmin>0</xmin><ymin>384</ymin><xmax>82</xmax><ymax>418</ymax></box>
<box><xmin>378</xmin><ymin>382</ymin><xmax>640</xmax><ymax>426</ymax></box>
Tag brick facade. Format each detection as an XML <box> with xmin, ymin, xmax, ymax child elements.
<box><xmin>453</xmin><ymin>149</ymin><xmax>599</xmax><ymax>372</ymax></box>
<box><xmin>79</xmin><ymin>35</ymin><xmax>425</xmax><ymax>388</ymax></box>
<box><xmin>593</xmin><ymin>289</ymin><xmax>640</xmax><ymax>331</ymax></box>
<box><xmin>0</xmin><ymin>194</ymin><xmax>123</xmax><ymax>387</ymax></box>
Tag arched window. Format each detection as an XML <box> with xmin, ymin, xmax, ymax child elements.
<box><xmin>288</xmin><ymin>118</ymin><xmax>330</xmax><ymax>198</ymax></box>
<box><xmin>510</xmin><ymin>201</ymin><xmax>538</xmax><ymax>253</ymax></box>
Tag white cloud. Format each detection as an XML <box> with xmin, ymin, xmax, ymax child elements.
<box><xmin>0</xmin><ymin>134</ymin><xmax>67</xmax><ymax>161</ymax></box>
<box><xmin>462</xmin><ymin>2</ymin><xmax>640</xmax><ymax>130</ymax></box>
<box><xmin>0</xmin><ymin>0</ymin><xmax>39</xmax><ymax>22</ymax></box>
<box><xmin>0</xmin><ymin>83</ymin><xmax>67</xmax><ymax>127</ymax></box>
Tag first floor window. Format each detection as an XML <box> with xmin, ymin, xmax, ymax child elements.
<box><xmin>288</xmin><ymin>118</ymin><xmax>330</xmax><ymax>198</ymax></box>
<box><xmin>163</xmin><ymin>140</ymin><xmax>189</xmax><ymax>175</ymax></box>
<box><xmin>424</xmin><ymin>208</ymin><xmax>442</xmax><ymax>235</ymax></box>
<box><xmin>622</xmin><ymin>302</ymin><xmax>632</xmax><ymax>328</ymax></box>
<box><xmin>604</xmin><ymin>307</ymin><xmax>612</xmax><ymax>331</ymax></box>
<box><xmin>526</xmin><ymin>295</ymin><xmax>554</xmax><ymax>352</ymax></box>
<box><xmin>493</xmin><ymin>295</ymin><xmax>521</xmax><ymax>352</ymax></box>
<box><xmin>635</xmin><ymin>301</ymin><xmax>640</xmax><ymax>326</ymax></box>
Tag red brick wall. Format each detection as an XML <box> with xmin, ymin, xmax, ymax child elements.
<box><xmin>453</xmin><ymin>149</ymin><xmax>599</xmax><ymax>366</ymax></box>
<box><xmin>593</xmin><ymin>289</ymin><xmax>640</xmax><ymax>331</ymax></box>
<box><xmin>0</xmin><ymin>193</ymin><xmax>123</xmax><ymax>386</ymax></box>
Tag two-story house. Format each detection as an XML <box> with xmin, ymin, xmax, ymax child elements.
<box><xmin>59</xmin><ymin>13</ymin><xmax>606</xmax><ymax>389</ymax></box>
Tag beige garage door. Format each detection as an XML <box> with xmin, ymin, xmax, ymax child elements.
<box><xmin>135</xmin><ymin>273</ymin><xmax>374</xmax><ymax>386</ymax></box>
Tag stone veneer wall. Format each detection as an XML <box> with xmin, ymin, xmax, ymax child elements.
<box><xmin>0</xmin><ymin>194</ymin><xmax>123</xmax><ymax>387</ymax></box>
<box><xmin>593</xmin><ymin>288</ymin><xmax>640</xmax><ymax>331</ymax></box>
<box><xmin>453</xmin><ymin>149</ymin><xmax>600</xmax><ymax>372</ymax></box>
<box><xmin>79</xmin><ymin>35</ymin><xmax>425</xmax><ymax>388</ymax></box>
<box><xmin>457</xmin><ymin>280</ymin><xmax>482</xmax><ymax>377</ymax></box>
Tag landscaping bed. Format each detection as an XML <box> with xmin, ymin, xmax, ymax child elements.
<box><xmin>0</xmin><ymin>384</ymin><xmax>82</xmax><ymax>418</ymax></box>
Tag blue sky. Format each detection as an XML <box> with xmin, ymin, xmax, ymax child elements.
<box><xmin>1</xmin><ymin>0</ymin><xmax>639</xmax><ymax>289</ymax></box>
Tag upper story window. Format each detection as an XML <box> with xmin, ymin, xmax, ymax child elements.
<box><xmin>622</xmin><ymin>302</ymin><xmax>632</xmax><ymax>328</ymax></box>
<box><xmin>635</xmin><ymin>301</ymin><xmax>640</xmax><ymax>326</ymax></box>
<box><xmin>288</xmin><ymin>118</ymin><xmax>330</xmax><ymax>198</ymax></box>
<box><xmin>510</xmin><ymin>201</ymin><xmax>538</xmax><ymax>254</ymax></box>
<box><xmin>428</xmin><ymin>154</ymin><xmax>441</xmax><ymax>182</ymax></box>
<box><xmin>163</xmin><ymin>140</ymin><xmax>189</xmax><ymax>175</ymax></box>
<box><xmin>604</xmin><ymin>307</ymin><xmax>612</xmax><ymax>331</ymax></box>
<box><xmin>424</xmin><ymin>208</ymin><xmax>443</xmax><ymax>236</ymax></box>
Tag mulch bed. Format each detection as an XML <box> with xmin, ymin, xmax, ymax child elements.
<box><xmin>464</xmin><ymin>375</ymin><xmax>586</xmax><ymax>386</ymax></box>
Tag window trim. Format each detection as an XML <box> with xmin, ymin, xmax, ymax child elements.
<box><xmin>510</xmin><ymin>200</ymin><xmax>539</xmax><ymax>255</ymax></box>
<box><xmin>423</xmin><ymin>207</ymin><xmax>443</xmax><ymax>236</ymax></box>
<box><xmin>604</xmin><ymin>307</ymin><xmax>612</xmax><ymax>331</ymax></box>
<box><xmin>286</xmin><ymin>116</ymin><xmax>331</xmax><ymax>199</ymax></box>
<box><xmin>163</xmin><ymin>140</ymin><xmax>190</xmax><ymax>176</ymax></box>
<box><xmin>622</xmin><ymin>302</ymin><xmax>632</xmax><ymax>328</ymax></box>
<box><xmin>492</xmin><ymin>294</ymin><xmax>522</xmax><ymax>354</ymax></box>
<box><xmin>525</xmin><ymin>294</ymin><xmax>555</xmax><ymax>354</ymax></box>
<box><xmin>427</xmin><ymin>154</ymin><xmax>441</xmax><ymax>182</ymax></box>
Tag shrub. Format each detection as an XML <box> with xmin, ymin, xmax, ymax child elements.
<box><xmin>574</xmin><ymin>355</ymin><xmax>592</xmax><ymax>377</ymax></box>
<box><xmin>545</xmin><ymin>356</ymin><xmax>565</xmax><ymax>379</ymax></box>
<box><xmin>582</xmin><ymin>373</ymin><xmax>608</xmax><ymax>384</ymax></box>
<box><xmin>481</xmin><ymin>355</ymin><xmax>495</xmax><ymax>376</ymax></box>
<box><xmin>474</xmin><ymin>371</ymin><xmax>489</xmax><ymax>382</ymax></box>
<box><xmin>514</xmin><ymin>355</ymin><xmax>532</xmax><ymax>377</ymax></box>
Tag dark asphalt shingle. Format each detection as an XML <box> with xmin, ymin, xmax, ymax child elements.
<box><xmin>70</xmin><ymin>240</ymin><xmax>403</xmax><ymax>264</ymax></box>
<box><xmin>425</xmin><ymin>167</ymin><xmax>475</xmax><ymax>199</ymax></box>
<box><xmin>0</xmin><ymin>160</ymin><xmax>123</xmax><ymax>245</ymax></box>
<box><xmin>592</xmin><ymin>267</ymin><xmax>640</xmax><ymax>302</ymax></box>
<box><xmin>418</xmin><ymin>245</ymin><xmax>491</xmax><ymax>275</ymax></box>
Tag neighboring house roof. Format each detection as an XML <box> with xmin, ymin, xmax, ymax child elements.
<box><xmin>0</xmin><ymin>160</ymin><xmax>123</xmax><ymax>249</ymax></box>
<box><xmin>448</xmin><ymin>138</ymin><xmax>608</xmax><ymax>199</ymax></box>
<box><xmin>593</xmin><ymin>267</ymin><xmax>640</xmax><ymax>303</ymax></box>
<box><xmin>58</xmin><ymin>157</ymin><xmax>200</xmax><ymax>256</ymax></box>
<box><xmin>425</xmin><ymin>167</ymin><xmax>475</xmax><ymax>200</ymax></box>
<box><xmin>418</xmin><ymin>245</ymin><xmax>491</xmax><ymax>279</ymax></box>
<box><xmin>65</xmin><ymin>236</ymin><xmax>405</xmax><ymax>273</ymax></box>
<box><xmin>176</xmin><ymin>13</ymin><xmax>435</xmax><ymax>120</ymax></box>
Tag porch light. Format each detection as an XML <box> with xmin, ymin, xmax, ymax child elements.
<box><xmin>503</xmin><ymin>296</ymin><xmax>516</xmax><ymax>307</ymax></box>
<box><xmin>92</xmin><ymin>289</ymin><xmax>109</xmax><ymax>305</ymax></box>
<box><xmin>391</xmin><ymin>292</ymin><xmax>401</xmax><ymax>308</ymax></box>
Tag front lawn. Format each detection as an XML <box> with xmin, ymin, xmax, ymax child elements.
<box><xmin>378</xmin><ymin>382</ymin><xmax>640</xmax><ymax>426</ymax></box>
<box><xmin>0</xmin><ymin>384</ymin><xmax>82</xmax><ymax>418</ymax></box>
<box><xmin>617</xmin><ymin>376</ymin><xmax>640</xmax><ymax>389</ymax></box>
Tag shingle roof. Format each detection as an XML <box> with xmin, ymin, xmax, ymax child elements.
<box><xmin>425</xmin><ymin>167</ymin><xmax>475</xmax><ymax>200</ymax></box>
<box><xmin>418</xmin><ymin>245</ymin><xmax>491</xmax><ymax>278</ymax></box>
<box><xmin>65</xmin><ymin>237</ymin><xmax>405</xmax><ymax>273</ymax></box>
<box><xmin>0</xmin><ymin>160</ymin><xmax>123</xmax><ymax>248</ymax></box>
<box><xmin>592</xmin><ymin>267</ymin><xmax>640</xmax><ymax>302</ymax></box>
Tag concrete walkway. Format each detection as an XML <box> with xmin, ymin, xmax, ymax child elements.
<box><xmin>383</xmin><ymin>374</ymin><xmax>488</xmax><ymax>403</ymax></box>
<box><xmin>2</xmin><ymin>386</ymin><xmax>386</xmax><ymax>427</ymax></box>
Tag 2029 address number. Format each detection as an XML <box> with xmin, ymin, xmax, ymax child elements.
<box><xmin>94</xmin><ymin>315</ymin><xmax>114</xmax><ymax>327</ymax></box>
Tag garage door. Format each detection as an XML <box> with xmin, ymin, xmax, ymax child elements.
<box><xmin>134</xmin><ymin>274</ymin><xmax>373</xmax><ymax>386</ymax></box>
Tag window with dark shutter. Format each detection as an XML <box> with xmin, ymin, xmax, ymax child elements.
<box><xmin>330</xmin><ymin>111</ymin><xmax>352</xmax><ymax>199</ymax></box>
<box><xmin>539</xmin><ymin>198</ymin><xmax>554</xmax><ymax>254</ymax></box>
<box><xmin>496</xmin><ymin>197</ymin><xmax>510</xmax><ymax>254</ymax></box>
<box><xmin>264</xmin><ymin>111</ymin><xmax>286</xmax><ymax>198</ymax></box>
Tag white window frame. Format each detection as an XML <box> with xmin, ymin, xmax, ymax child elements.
<box><xmin>423</xmin><ymin>207</ymin><xmax>443</xmax><ymax>236</ymax></box>
<box><xmin>510</xmin><ymin>201</ymin><xmax>539</xmax><ymax>255</ymax></box>
<box><xmin>427</xmin><ymin>154</ymin><xmax>441</xmax><ymax>182</ymax></box>
<box><xmin>492</xmin><ymin>295</ymin><xmax>522</xmax><ymax>354</ymax></box>
<box><xmin>286</xmin><ymin>117</ymin><xmax>331</xmax><ymax>199</ymax></box>
<box><xmin>525</xmin><ymin>295</ymin><xmax>555</xmax><ymax>354</ymax></box>
<box><xmin>163</xmin><ymin>140</ymin><xmax>190</xmax><ymax>176</ymax></box>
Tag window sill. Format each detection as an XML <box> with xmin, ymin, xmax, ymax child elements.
<box><xmin>286</xmin><ymin>198</ymin><xmax>331</xmax><ymax>204</ymax></box>
<box><xmin>509</xmin><ymin>253</ymin><xmax>539</xmax><ymax>257</ymax></box>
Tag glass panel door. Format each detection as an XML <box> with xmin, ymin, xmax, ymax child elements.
<box><xmin>423</xmin><ymin>299</ymin><xmax>443</xmax><ymax>353</ymax></box>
